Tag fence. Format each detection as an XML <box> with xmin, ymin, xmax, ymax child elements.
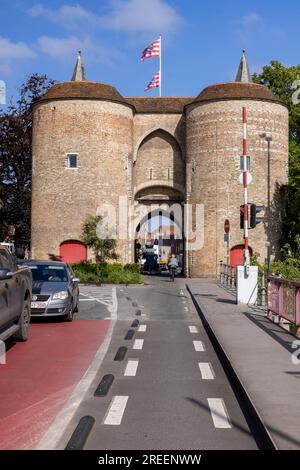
<box><xmin>219</xmin><ymin>261</ymin><xmax>267</xmax><ymax>307</ymax></box>
<box><xmin>268</xmin><ymin>276</ymin><xmax>300</xmax><ymax>338</ymax></box>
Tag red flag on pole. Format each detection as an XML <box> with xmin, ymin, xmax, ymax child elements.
<box><xmin>144</xmin><ymin>70</ymin><xmax>160</xmax><ymax>92</ymax></box>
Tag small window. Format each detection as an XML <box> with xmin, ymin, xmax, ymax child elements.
<box><xmin>67</xmin><ymin>154</ymin><xmax>78</xmax><ymax>169</ymax></box>
<box><xmin>149</xmin><ymin>168</ymin><xmax>153</xmax><ymax>180</ymax></box>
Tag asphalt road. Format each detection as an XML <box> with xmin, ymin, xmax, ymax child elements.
<box><xmin>57</xmin><ymin>275</ymin><xmax>258</xmax><ymax>450</ymax></box>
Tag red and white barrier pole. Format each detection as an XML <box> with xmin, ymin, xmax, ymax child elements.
<box><xmin>242</xmin><ymin>107</ymin><xmax>250</xmax><ymax>267</ymax></box>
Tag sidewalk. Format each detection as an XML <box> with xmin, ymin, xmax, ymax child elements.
<box><xmin>187</xmin><ymin>279</ymin><xmax>300</xmax><ymax>450</ymax></box>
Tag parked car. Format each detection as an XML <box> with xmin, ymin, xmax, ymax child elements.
<box><xmin>18</xmin><ymin>260</ymin><xmax>80</xmax><ymax>322</ymax></box>
<box><xmin>0</xmin><ymin>246</ymin><xmax>32</xmax><ymax>342</ymax></box>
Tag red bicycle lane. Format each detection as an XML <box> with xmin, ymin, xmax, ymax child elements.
<box><xmin>0</xmin><ymin>319</ymin><xmax>110</xmax><ymax>450</ymax></box>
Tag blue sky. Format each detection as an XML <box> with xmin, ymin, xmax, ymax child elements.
<box><xmin>0</xmin><ymin>0</ymin><xmax>299</xmax><ymax>103</ymax></box>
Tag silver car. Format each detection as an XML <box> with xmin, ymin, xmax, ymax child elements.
<box><xmin>18</xmin><ymin>260</ymin><xmax>80</xmax><ymax>322</ymax></box>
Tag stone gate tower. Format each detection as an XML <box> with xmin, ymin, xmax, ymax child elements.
<box><xmin>31</xmin><ymin>50</ymin><xmax>289</xmax><ymax>277</ymax></box>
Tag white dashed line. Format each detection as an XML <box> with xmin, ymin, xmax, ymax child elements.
<box><xmin>193</xmin><ymin>340</ymin><xmax>205</xmax><ymax>351</ymax></box>
<box><xmin>124</xmin><ymin>359</ymin><xmax>139</xmax><ymax>376</ymax></box>
<box><xmin>198</xmin><ymin>362</ymin><xmax>215</xmax><ymax>380</ymax></box>
<box><xmin>138</xmin><ymin>325</ymin><xmax>147</xmax><ymax>332</ymax></box>
<box><xmin>133</xmin><ymin>339</ymin><xmax>144</xmax><ymax>350</ymax></box>
<box><xmin>103</xmin><ymin>396</ymin><xmax>129</xmax><ymax>425</ymax></box>
<box><xmin>189</xmin><ymin>326</ymin><xmax>198</xmax><ymax>333</ymax></box>
<box><xmin>207</xmin><ymin>398</ymin><xmax>231</xmax><ymax>429</ymax></box>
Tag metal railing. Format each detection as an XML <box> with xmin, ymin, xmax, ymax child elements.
<box><xmin>268</xmin><ymin>276</ymin><xmax>300</xmax><ymax>337</ymax></box>
<box><xmin>219</xmin><ymin>261</ymin><xmax>267</xmax><ymax>307</ymax></box>
<box><xmin>219</xmin><ymin>261</ymin><xmax>236</xmax><ymax>288</ymax></box>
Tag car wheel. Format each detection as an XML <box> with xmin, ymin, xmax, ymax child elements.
<box><xmin>64</xmin><ymin>303</ymin><xmax>74</xmax><ymax>322</ymax></box>
<box><xmin>13</xmin><ymin>300</ymin><xmax>30</xmax><ymax>341</ymax></box>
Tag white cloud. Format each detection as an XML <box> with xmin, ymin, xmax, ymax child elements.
<box><xmin>100</xmin><ymin>0</ymin><xmax>182</xmax><ymax>34</ymax></box>
<box><xmin>28</xmin><ymin>4</ymin><xmax>100</xmax><ymax>29</ymax></box>
<box><xmin>27</xmin><ymin>0</ymin><xmax>182</xmax><ymax>34</ymax></box>
<box><xmin>0</xmin><ymin>37</ymin><xmax>36</xmax><ymax>77</ymax></box>
<box><xmin>241</xmin><ymin>13</ymin><xmax>263</xmax><ymax>29</ymax></box>
<box><xmin>235</xmin><ymin>12</ymin><xmax>264</xmax><ymax>42</ymax></box>
<box><xmin>36</xmin><ymin>36</ymin><xmax>116</xmax><ymax>65</ymax></box>
<box><xmin>0</xmin><ymin>37</ymin><xmax>36</xmax><ymax>60</ymax></box>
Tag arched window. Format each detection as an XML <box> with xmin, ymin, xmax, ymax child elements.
<box><xmin>60</xmin><ymin>240</ymin><xmax>87</xmax><ymax>263</ymax></box>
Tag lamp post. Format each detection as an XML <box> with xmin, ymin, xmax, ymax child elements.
<box><xmin>260</xmin><ymin>133</ymin><xmax>273</xmax><ymax>274</ymax></box>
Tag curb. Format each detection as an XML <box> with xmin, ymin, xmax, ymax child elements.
<box><xmin>186</xmin><ymin>283</ymin><xmax>277</xmax><ymax>451</ymax></box>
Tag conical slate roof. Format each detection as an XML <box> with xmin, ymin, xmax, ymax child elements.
<box><xmin>235</xmin><ymin>49</ymin><xmax>251</xmax><ymax>83</ymax></box>
<box><xmin>71</xmin><ymin>50</ymin><xmax>87</xmax><ymax>81</ymax></box>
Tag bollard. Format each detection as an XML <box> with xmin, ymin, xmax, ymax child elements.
<box><xmin>261</xmin><ymin>270</ymin><xmax>266</xmax><ymax>307</ymax></box>
<box><xmin>220</xmin><ymin>261</ymin><xmax>223</xmax><ymax>283</ymax></box>
<box><xmin>227</xmin><ymin>264</ymin><xmax>231</xmax><ymax>287</ymax></box>
<box><xmin>231</xmin><ymin>265</ymin><xmax>235</xmax><ymax>288</ymax></box>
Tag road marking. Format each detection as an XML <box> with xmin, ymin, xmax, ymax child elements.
<box><xmin>189</xmin><ymin>326</ymin><xmax>199</xmax><ymax>333</ymax></box>
<box><xmin>124</xmin><ymin>359</ymin><xmax>139</xmax><ymax>376</ymax></box>
<box><xmin>103</xmin><ymin>396</ymin><xmax>128</xmax><ymax>425</ymax></box>
<box><xmin>79</xmin><ymin>299</ymin><xmax>96</xmax><ymax>302</ymax></box>
<box><xmin>207</xmin><ymin>398</ymin><xmax>231</xmax><ymax>429</ymax></box>
<box><xmin>138</xmin><ymin>325</ymin><xmax>147</xmax><ymax>332</ymax></box>
<box><xmin>35</xmin><ymin>318</ymin><xmax>117</xmax><ymax>449</ymax></box>
<box><xmin>180</xmin><ymin>290</ymin><xmax>184</xmax><ymax>296</ymax></box>
<box><xmin>184</xmin><ymin>307</ymin><xmax>188</xmax><ymax>311</ymax></box>
<box><xmin>198</xmin><ymin>362</ymin><xmax>215</xmax><ymax>380</ymax></box>
<box><xmin>133</xmin><ymin>339</ymin><xmax>144</xmax><ymax>350</ymax></box>
<box><xmin>193</xmin><ymin>340</ymin><xmax>205</xmax><ymax>351</ymax></box>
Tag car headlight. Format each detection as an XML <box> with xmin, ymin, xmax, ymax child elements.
<box><xmin>52</xmin><ymin>291</ymin><xmax>69</xmax><ymax>300</ymax></box>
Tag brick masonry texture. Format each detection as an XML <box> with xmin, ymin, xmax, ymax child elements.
<box><xmin>32</xmin><ymin>83</ymin><xmax>289</xmax><ymax>277</ymax></box>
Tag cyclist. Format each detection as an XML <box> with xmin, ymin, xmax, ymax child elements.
<box><xmin>168</xmin><ymin>254</ymin><xmax>178</xmax><ymax>282</ymax></box>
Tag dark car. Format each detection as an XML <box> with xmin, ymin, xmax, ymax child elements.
<box><xmin>18</xmin><ymin>260</ymin><xmax>80</xmax><ymax>322</ymax></box>
<box><xmin>0</xmin><ymin>246</ymin><xmax>32</xmax><ymax>342</ymax></box>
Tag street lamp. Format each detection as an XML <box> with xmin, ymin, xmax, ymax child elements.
<box><xmin>260</xmin><ymin>133</ymin><xmax>273</xmax><ymax>274</ymax></box>
<box><xmin>260</xmin><ymin>133</ymin><xmax>273</xmax><ymax>207</ymax></box>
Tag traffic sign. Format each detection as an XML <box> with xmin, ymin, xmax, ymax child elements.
<box><xmin>224</xmin><ymin>219</ymin><xmax>230</xmax><ymax>233</ymax></box>
<box><xmin>239</xmin><ymin>172</ymin><xmax>253</xmax><ymax>185</ymax></box>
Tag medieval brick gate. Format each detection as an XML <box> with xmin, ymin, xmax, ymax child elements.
<box><xmin>31</xmin><ymin>51</ymin><xmax>289</xmax><ymax>277</ymax></box>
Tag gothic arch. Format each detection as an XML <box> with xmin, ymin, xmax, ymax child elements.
<box><xmin>133</xmin><ymin>127</ymin><xmax>183</xmax><ymax>163</ymax></box>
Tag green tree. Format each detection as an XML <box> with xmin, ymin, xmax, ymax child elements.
<box><xmin>253</xmin><ymin>61</ymin><xmax>300</xmax><ymax>256</ymax></box>
<box><xmin>0</xmin><ymin>74</ymin><xmax>56</xmax><ymax>242</ymax></box>
<box><xmin>81</xmin><ymin>215</ymin><xmax>118</xmax><ymax>263</ymax></box>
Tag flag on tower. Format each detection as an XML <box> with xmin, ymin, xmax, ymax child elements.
<box><xmin>144</xmin><ymin>70</ymin><xmax>160</xmax><ymax>92</ymax></box>
<box><xmin>141</xmin><ymin>38</ymin><xmax>160</xmax><ymax>61</ymax></box>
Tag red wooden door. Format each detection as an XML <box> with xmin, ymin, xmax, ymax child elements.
<box><xmin>60</xmin><ymin>240</ymin><xmax>87</xmax><ymax>263</ymax></box>
<box><xmin>230</xmin><ymin>245</ymin><xmax>253</xmax><ymax>266</ymax></box>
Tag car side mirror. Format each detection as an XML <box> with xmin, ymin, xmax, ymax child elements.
<box><xmin>0</xmin><ymin>269</ymin><xmax>13</xmax><ymax>280</ymax></box>
<box><xmin>72</xmin><ymin>277</ymin><xmax>80</xmax><ymax>283</ymax></box>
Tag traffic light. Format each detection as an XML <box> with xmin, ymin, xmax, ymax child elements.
<box><xmin>250</xmin><ymin>204</ymin><xmax>264</xmax><ymax>228</ymax></box>
<box><xmin>240</xmin><ymin>205</ymin><xmax>244</xmax><ymax>229</ymax></box>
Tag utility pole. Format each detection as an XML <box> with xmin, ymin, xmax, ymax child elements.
<box><xmin>242</xmin><ymin>107</ymin><xmax>250</xmax><ymax>270</ymax></box>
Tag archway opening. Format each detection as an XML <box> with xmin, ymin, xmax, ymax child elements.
<box><xmin>135</xmin><ymin>208</ymin><xmax>184</xmax><ymax>274</ymax></box>
<box><xmin>60</xmin><ymin>240</ymin><xmax>87</xmax><ymax>263</ymax></box>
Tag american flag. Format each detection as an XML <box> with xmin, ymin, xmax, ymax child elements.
<box><xmin>141</xmin><ymin>38</ymin><xmax>160</xmax><ymax>61</ymax></box>
<box><xmin>144</xmin><ymin>70</ymin><xmax>160</xmax><ymax>92</ymax></box>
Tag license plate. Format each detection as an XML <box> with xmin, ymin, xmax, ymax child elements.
<box><xmin>31</xmin><ymin>302</ymin><xmax>47</xmax><ymax>309</ymax></box>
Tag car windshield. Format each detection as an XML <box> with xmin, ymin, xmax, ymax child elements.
<box><xmin>29</xmin><ymin>265</ymin><xmax>68</xmax><ymax>282</ymax></box>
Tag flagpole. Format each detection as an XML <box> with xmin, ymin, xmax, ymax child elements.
<box><xmin>159</xmin><ymin>34</ymin><xmax>162</xmax><ymax>97</ymax></box>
